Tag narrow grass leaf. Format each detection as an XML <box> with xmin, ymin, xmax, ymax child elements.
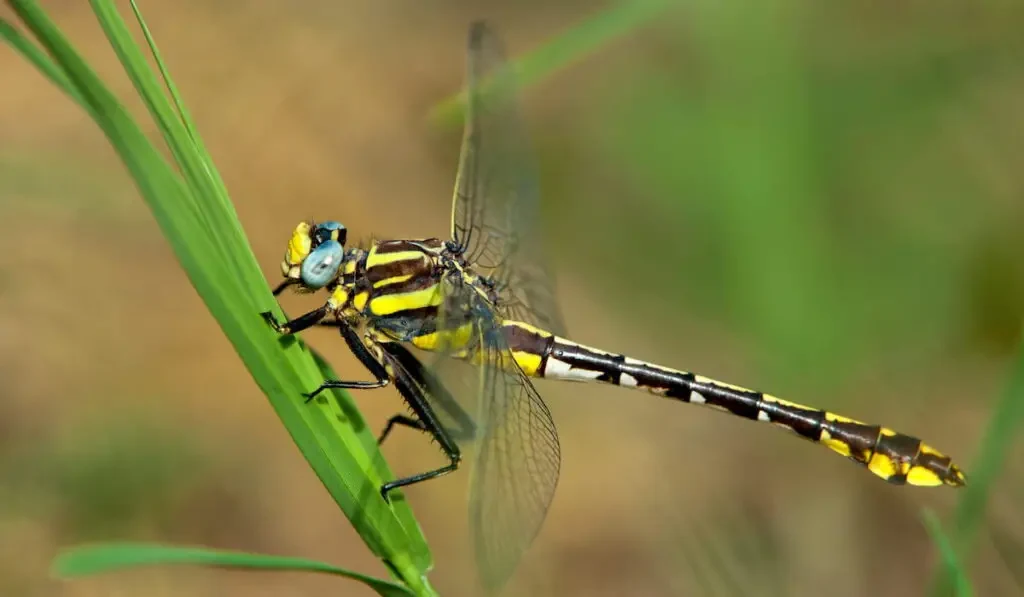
<box><xmin>88</xmin><ymin>0</ymin><xmax>228</xmax><ymax>255</ymax></box>
<box><xmin>124</xmin><ymin>0</ymin><xmax>260</xmax><ymax>292</ymax></box>
<box><xmin>922</xmin><ymin>509</ymin><xmax>975</xmax><ymax>597</ymax></box>
<box><xmin>428</xmin><ymin>0</ymin><xmax>670</xmax><ymax>128</ymax></box>
<box><xmin>53</xmin><ymin>544</ymin><xmax>414</xmax><ymax>597</ymax></box>
<box><xmin>0</xmin><ymin>18</ymin><xmax>86</xmax><ymax>109</ymax></box>
<box><xmin>929</xmin><ymin>324</ymin><xmax>1024</xmax><ymax>597</ymax></box>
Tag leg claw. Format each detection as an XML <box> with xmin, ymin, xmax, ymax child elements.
<box><xmin>260</xmin><ymin>311</ymin><xmax>287</xmax><ymax>333</ymax></box>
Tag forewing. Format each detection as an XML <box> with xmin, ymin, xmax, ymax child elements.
<box><xmin>450</xmin><ymin>21</ymin><xmax>567</xmax><ymax>336</ymax></box>
<box><xmin>467</xmin><ymin>314</ymin><xmax>561</xmax><ymax>592</ymax></box>
<box><xmin>426</xmin><ymin>234</ymin><xmax>561</xmax><ymax>590</ymax></box>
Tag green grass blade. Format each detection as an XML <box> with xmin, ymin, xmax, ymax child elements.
<box><xmin>6</xmin><ymin>0</ymin><xmax>434</xmax><ymax>593</ymax></box>
<box><xmin>0</xmin><ymin>18</ymin><xmax>86</xmax><ymax>109</ymax></box>
<box><xmin>116</xmin><ymin>0</ymin><xmax>262</xmax><ymax>293</ymax></box>
<box><xmin>922</xmin><ymin>509</ymin><xmax>975</xmax><ymax>597</ymax></box>
<box><xmin>929</xmin><ymin>324</ymin><xmax>1024</xmax><ymax>596</ymax></box>
<box><xmin>53</xmin><ymin>544</ymin><xmax>413</xmax><ymax>597</ymax></box>
<box><xmin>428</xmin><ymin>0</ymin><xmax>670</xmax><ymax>128</ymax></box>
<box><xmin>127</xmin><ymin>0</ymin><xmax>216</xmax><ymax>160</ymax></box>
<box><xmin>124</xmin><ymin>0</ymin><xmax>257</xmax><ymax>289</ymax></box>
<box><xmin>87</xmin><ymin>0</ymin><xmax>232</xmax><ymax>259</ymax></box>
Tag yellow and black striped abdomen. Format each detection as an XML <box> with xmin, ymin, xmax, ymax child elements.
<box><xmin>495</xmin><ymin>320</ymin><xmax>965</xmax><ymax>488</ymax></box>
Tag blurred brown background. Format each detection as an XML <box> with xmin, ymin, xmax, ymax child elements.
<box><xmin>2</xmin><ymin>1</ymin><xmax>1023</xmax><ymax>596</ymax></box>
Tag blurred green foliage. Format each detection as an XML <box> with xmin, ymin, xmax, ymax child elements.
<box><xmin>540</xmin><ymin>1</ymin><xmax>1024</xmax><ymax>389</ymax></box>
<box><xmin>1</xmin><ymin>414</ymin><xmax>203</xmax><ymax>538</ymax></box>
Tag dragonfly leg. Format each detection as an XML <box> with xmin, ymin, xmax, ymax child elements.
<box><xmin>381</xmin><ymin>457</ymin><xmax>460</xmax><ymax>502</ymax></box>
<box><xmin>303</xmin><ymin>322</ymin><xmax>392</xmax><ymax>402</ymax></box>
<box><xmin>260</xmin><ymin>306</ymin><xmax>329</xmax><ymax>335</ymax></box>
<box><xmin>378</xmin><ymin>414</ymin><xmax>426</xmax><ymax>444</ymax></box>
<box><xmin>305</xmin><ymin>378</ymin><xmax>389</xmax><ymax>402</ymax></box>
<box><xmin>272</xmin><ymin>279</ymin><xmax>296</xmax><ymax>296</ymax></box>
<box><xmin>375</xmin><ymin>343</ymin><xmax>463</xmax><ymax>502</ymax></box>
<box><xmin>381</xmin><ymin>342</ymin><xmax>478</xmax><ymax>442</ymax></box>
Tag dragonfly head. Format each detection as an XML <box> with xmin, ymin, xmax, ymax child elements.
<box><xmin>276</xmin><ymin>220</ymin><xmax>348</xmax><ymax>294</ymax></box>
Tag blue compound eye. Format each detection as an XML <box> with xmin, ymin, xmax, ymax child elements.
<box><xmin>301</xmin><ymin>240</ymin><xmax>344</xmax><ymax>289</ymax></box>
<box><xmin>313</xmin><ymin>221</ymin><xmax>347</xmax><ymax>247</ymax></box>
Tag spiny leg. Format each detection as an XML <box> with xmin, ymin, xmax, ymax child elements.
<box><xmin>377</xmin><ymin>408</ymin><xmax>461</xmax><ymax>502</ymax></box>
<box><xmin>267</xmin><ymin>314</ymin><xmax>463</xmax><ymax>499</ymax></box>
<box><xmin>303</xmin><ymin>321</ymin><xmax>393</xmax><ymax>402</ymax></box>
<box><xmin>381</xmin><ymin>341</ymin><xmax>477</xmax><ymax>442</ymax></box>
<box><xmin>371</xmin><ymin>339</ymin><xmax>462</xmax><ymax>502</ymax></box>
<box><xmin>378</xmin><ymin>415</ymin><xmax>426</xmax><ymax>444</ymax></box>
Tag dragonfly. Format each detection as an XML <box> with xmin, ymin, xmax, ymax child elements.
<box><xmin>262</xmin><ymin>20</ymin><xmax>966</xmax><ymax>592</ymax></box>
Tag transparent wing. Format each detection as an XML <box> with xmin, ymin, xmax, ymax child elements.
<box><xmin>450</xmin><ymin>21</ymin><xmax>566</xmax><ymax>337</ymax></box>
<box><xmin>428</xmin><ymin>270</ymin><xmax>561</xmax><ymax>592</ymax></box>
<box><xmin>468</xmin><ymin>325</ymin><xmax>561</xmax><ymax>592</ymax></box>
<box><xmin>380</xmin><ymin>340</ymin><xmax>479</xmax><ymax>443</ymax></box>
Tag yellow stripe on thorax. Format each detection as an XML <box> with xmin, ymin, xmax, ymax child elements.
<box><xmin>366</xmin><ymin>248</ymin><xmax>425</xmax><ymax>267</ymax></box>
<box><xmin>363</xmin><ymin>245</ymin><xmax>438</xmax><ymax>316</ymax></box>
<box><xmin>373</xmin><ymin>274</ymin><xmax>413</xmax><ymax>288</ymax></box>
<box><xmin>353</xmin><ymin>291</ymin><xmax>369</xmax><ymax>312</ymax></box>
<box><xmin>369</xmin><ymin>284</ymin><xmax>443</xmax><ymax>316</ymax></box>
